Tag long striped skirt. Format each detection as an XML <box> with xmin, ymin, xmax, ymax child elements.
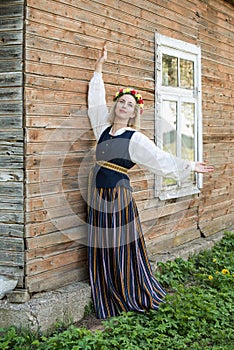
<box><xmin>87</xmin><ymin>185</ymin><xmax>166</xmax><ymax>319</ymax></box>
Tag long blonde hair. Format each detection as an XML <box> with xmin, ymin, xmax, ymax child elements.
<box><xmin>108</xmin><ymin>100</ymin><xmax>141</xmax><ymax>130</ymax></box>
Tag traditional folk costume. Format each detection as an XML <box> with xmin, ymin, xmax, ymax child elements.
<box><xmin>87</xmin><ymin>72</ymin><xmax>195</xmax><ymax>319</ymax></box>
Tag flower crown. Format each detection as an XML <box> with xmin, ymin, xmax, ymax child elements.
<box><xmin>113</xmin><ymin>88</ymin><xmax>144</xmax><ymax>109</ymax></box>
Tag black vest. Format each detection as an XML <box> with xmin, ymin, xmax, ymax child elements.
<box><xmin>94</xmin><ymin>126</ymin><xmax>136</xmax><ymax>188</ymax></box>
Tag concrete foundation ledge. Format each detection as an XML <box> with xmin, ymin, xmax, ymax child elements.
<box><xmin>0</xmin><ymin>281</ymin><xmax>91</xmax><ymax>332</ymax></box>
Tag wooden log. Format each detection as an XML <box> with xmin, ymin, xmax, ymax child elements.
<box><xmin>147</xmin><ymin>225</ymin><xmax>200</xmax><ymax>255</ymax></box>
<box><xmin>199</xmin><ymin>199</ymin><xmax>233</xmax><ymax>221</ymax></box>
<box><xmin>173</xmin><ymin>226</ymin><xmax>201</xmax><ymax>248</ymax></box>
<box><xmin>147</xmin><ymin>230</ymin><xmax>175</xmax><ymax>255</ymax></box>
<box><xmin>26</xmin><ymin>240</ymin><xmax>81</xmax><ymax>259</ymax></box>
<box><xmin>0</xmin><ymin>72</ymin><xmax>22</xmax><ymax>86</ymax></box>
<box><xmin>26</xmin><ymin>191</ymin><xmax>80</xmax><ymax>211</ymax></box>
<box><xmin>199</xmin><ymin>213</ymin><xmax>234</xmax><ymax>237</ymax></box>
<box><xmin>0</xmin><ymin>251</ymin><xmax>24</xmax><ymax>267</ymax></box>
<box><xmin>26</xmin><ymin>127</ymin><xmax>94</xmax><ymax>143</ymax></box>
<box><xmin>0</xmin><ymin>59</ymin><xmax>23</xmax><ymax>73</ymax></box>
<box><xmin>25</xmin><ymin>261</ymin><xmax>88</xmax><ymax>292</ymax></box>
<box><xmin>26</xmin><ymin>247</ymin><xmax>87</xmax><ymax>275</ymax></box>
<box><xmin>0</xmin><ymin>17</ymin><xmax>23</xmax><ymax>31</ymax></box>
<box><xmin>145</xmin><ymin>208</ymin><xmax>198</xmax><ymax>240</ymax></box>
<box><xmin>25</xmin><ymin>178</ymin><xmax>86</xmax><ymax>198</ymax></box>
<box><xmin>25</xmin><ymin>154</ymin><xmax>84</xmax><ymax>170</ymax></box>
<box><xmin>25</xmin><ymin>202</ymin><xmax>83</xmax><ymax>224</ymax></box>
<box><xmin>26</xmin><ymin>138</ymin><xmax>95</xmax><ymax>155</ymax></box>
<box><xmin>0</xmin><ymin>31</ymin><xmax>23</xmax><ymax>45</ymax></box>
<box><xmin>0</xmin><ymin>3</ymin><xmax>24</xmax><ymax>18</ymax></box>
<box><xmin>0</xmin><ymin>223</ymin><xmax>24</xmax><ymax>237</ymax></box>
<box><xmin>0</xmin><ymin>182</ymin><xmax>23</xmax><ymax>196</ymax></box>
<box><xmin>25</xmin><ymin>87</ymin><xmax>90</xmax><ymax>105</ymax></box>
<box><xmin>0</xmin><ymin>211</ymin><xmax>24</xmax><ymax>224</ymax></box>
<box><xmin>0</xmin><ymin>236</ymin><xmax>24</xmax><ymax>252</ymax></box>
<box><xmin>0</xmin><ymin>45</ymin><xmax>22</xmax><ymax>60</ymax></box>
<box><xmin>0</xmin><ymin>197</ymin><xmax>23</xmax><ymax>211</ymax></box>
<box><xmin>26</xmin><ymin>167</ymin><xmax>82</xmax><ymax>184</ymax></box>
<box><xmin>0</xmin><ymin>116</ymin><xmax>23</xmax><ymax>128</ymax></box>
<box><xmin>25</xmin><ymin>117</ymin><xmax>92</xmax><ymax>130</ymax></box>
<box><xmin>0</xmin><ymin>87</ymin><xmax>22</xmax><ymax>101</ymax></box>
<box><xmin>0</xmin><ymin>155</ymin><xmax>23</xmax><ymax>167</ymax></box>
<box><xmin>0</xmin><ymin>142</ymin><xmax>23</xmax><ymax>155</ymax></box>
<box><xmin>0</xmin><ymin>130</ymin><xmax>23</xmax><ymax>141</ymax></box>
<box><xmin>140</xmin><ymin>197</ymin><xmax>196</xmax><ymax>223</ymax></box>
<box><xmin>0</xmin><ymin>101</ymin><xmax>23</xmax><ymax>115</ymax></box>
<box><xmin>25</xmin><ymin>218</ymin><xmax>87</xmax><ymax>239</ymax></box>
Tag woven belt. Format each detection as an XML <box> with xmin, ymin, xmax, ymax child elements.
<box><xmin>96</xmin><ymin>161</ymin><xmax>128</xmax><ymax>175</ymax></box>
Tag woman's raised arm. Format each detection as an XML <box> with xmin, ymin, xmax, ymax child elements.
<box><xmin>88</xmin><ymin>42</ymin><xmax>110</xmax><ymax>140</ymax></box>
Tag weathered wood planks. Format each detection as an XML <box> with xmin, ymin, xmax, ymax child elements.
<box><xmin>0</xmin><ymin>0</ymin><xmax>25</xmax><ymax>286</ymax></box>
<box><xmin>0</xmin><ymin>0</ymin><xmax>233</xmax><ymax>295</ymax></box>
<box><xmin>22</xmin><ymin>0</ymin><xmax>234</xmax><ymax>293</ymax></box>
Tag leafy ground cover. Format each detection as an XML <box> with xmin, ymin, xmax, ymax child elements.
<box><xmin>0</xmin><ymin>231</ymin><xmax>233</xmax><ymax>350</ymax></box>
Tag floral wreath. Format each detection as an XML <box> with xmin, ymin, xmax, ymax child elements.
<box><xmin>113</xmin><ymin>88</ymin><xmax>144</xmax><ymax>109</ymax></box>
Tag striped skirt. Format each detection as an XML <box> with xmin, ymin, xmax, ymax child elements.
<box><xmin>87</xmin><ymin>185</ymin><xmax>166</xmax><ymax>319</ymax></box>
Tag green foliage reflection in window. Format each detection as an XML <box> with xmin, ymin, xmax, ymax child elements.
<box><xmin>162</xmin><ymin>100</ymin><xmax>177</xmax><ymax>187</ymax></box>
<box><xmin>162</xmin><ymin>55</ymin><xmax>194</xmax><ymax>89</ymax></box>
<box><xmin>181</xmin><ymin>102</ymin><xmax>196</xmax><ymax>183</ymax></box>
<box><xmin>180</xmin><ymin>59</ymin><xmax>194</xmax><ymax>89</ymax></box>
<box><xmin>181</xmin><ymin>102</ymin><xmax>195</xmax><ymax>161</ymax></box>
<box><xmin>162</xmin><ymin>55</ymin><xmax>178</xmax><ymax>86</ymax></box>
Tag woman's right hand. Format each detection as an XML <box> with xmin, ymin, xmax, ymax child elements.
<box><xmin>95</xmin><ymin>42</ymin><xmax>107</xmax><ymax>73</ymax></box>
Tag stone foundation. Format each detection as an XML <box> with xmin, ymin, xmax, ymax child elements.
<box><xmin>0</xmin><ymin>282</ymin><xmax>91</xmax><ymax>332</ymax></box>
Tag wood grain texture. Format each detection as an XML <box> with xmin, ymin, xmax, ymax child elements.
<box><xmin>0</xmin><ymin>1</ymin><xmax>25</xmax><ymax>286</ymax></box>
<box><xmin>23</xmin><ymin>0</ymin><xmax>233</xmax><ymax>292</ymax></box>
<box><xmin>1</xmin><ymin>0</ymin><xmax>233</xmax><ymax>294</ymax></box>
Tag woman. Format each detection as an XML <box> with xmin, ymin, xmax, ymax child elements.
<box><xmin>87</xmin><ymin>44</ymin><xmax>214</xmax><ymax>319</ymax></box>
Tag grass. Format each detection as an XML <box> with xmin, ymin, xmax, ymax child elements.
<box><xmin>0</xmin><ymin>231</ymin><xmax>233</xmax><ymax>349</ymax></box>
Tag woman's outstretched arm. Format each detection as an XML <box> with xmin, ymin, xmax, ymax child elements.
<box><xmin>129</xmin><ymin>131</ymin><xmax>214</xmax><ymax>181</ymax></box>
<box><xmin>88</xmin><ymin>42</ymin><xmax>110</xmax><ymax>140</ymax></box>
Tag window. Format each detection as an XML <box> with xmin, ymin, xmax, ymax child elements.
<box><xmin>155</xmin><ymin>34</ymin><xmax>203</xmax><ymax>200</ymax></box>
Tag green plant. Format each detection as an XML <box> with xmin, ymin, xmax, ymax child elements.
<box><xmin>83</xmin><ymin>302</ymin><xmax>95</xmax><ymax>317</ymax></box>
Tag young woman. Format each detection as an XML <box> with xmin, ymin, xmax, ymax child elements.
<box><xmin>87</xmin><ymin>44</ymin><xmax>214</xmax><ymax>319</ymax></box>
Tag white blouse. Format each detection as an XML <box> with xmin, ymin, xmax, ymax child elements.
<box><xmin>88</xmin><ymin>72</ymin><xmax>195</xmax><ymax>181</ymax></box>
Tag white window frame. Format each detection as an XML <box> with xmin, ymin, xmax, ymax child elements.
<box><xmin>155</xmin><ymin>33</ymin><xmax>203</xmax><ymax>200</ymax></box>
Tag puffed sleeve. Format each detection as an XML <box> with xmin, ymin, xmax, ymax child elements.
<box><xmin>129</xmin><ymin>131</ymin><xmax>195</xmax><ymax>181</ymax></box>
<box><xmin>88</xmin><ymin>72</ymin><xmax>110</xmax><ymax>141</ymax></box>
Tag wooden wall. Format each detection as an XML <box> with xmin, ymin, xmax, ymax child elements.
<box><xmin>0</xmin><ymin>0</ymin><xmax>25</xmax><ymax>287</ymax></box>
<box><xmin>196</xmin><ymin>0</ymin><xmax>234</xmax><ymax>237</ymax></box>
<box><xmin>23</xmin><ymin>0</ymin><xmax>233</xmax><ymax>293</ymax></box>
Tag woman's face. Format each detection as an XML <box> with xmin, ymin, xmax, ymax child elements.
<box><xmin>114</xmin><ymin>94</ymin><xmax>136</xmax><ymax>122</ymax></box>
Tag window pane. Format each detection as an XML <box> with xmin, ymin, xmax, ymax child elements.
<box><xmin>181</xmin><ymin>103</ymin><xmax>195</xmax><ymax>162</ymax></box>
<box><xmin>162</xmin><ymin>54</ymin><xmax>178</xmax><ymax>87</ymax></box>
<box><xmin>162</xmin><ymin>100</ymin><xmax>177</xmax><ymax>154</ymax></box>
<box><xmin>162</xmin><ymin>100</ymin><xmax>177</xmax><ymax>186</ymax></box>
<box><xmin>180</xmin><ymin>59</ymin><xmax>194</xmax><ymax>89</ymax></box>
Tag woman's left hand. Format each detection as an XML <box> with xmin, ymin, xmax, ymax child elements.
<box><xmin>195</xmin><ymin>162</ymin><xmax>214</xmax><ymax>173</ymax></box>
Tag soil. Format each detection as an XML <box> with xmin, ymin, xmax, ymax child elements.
<box><xmin>75</xmin><ymin>313</ymin><xmax>105</xmax><ymax>331</ymax></box>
